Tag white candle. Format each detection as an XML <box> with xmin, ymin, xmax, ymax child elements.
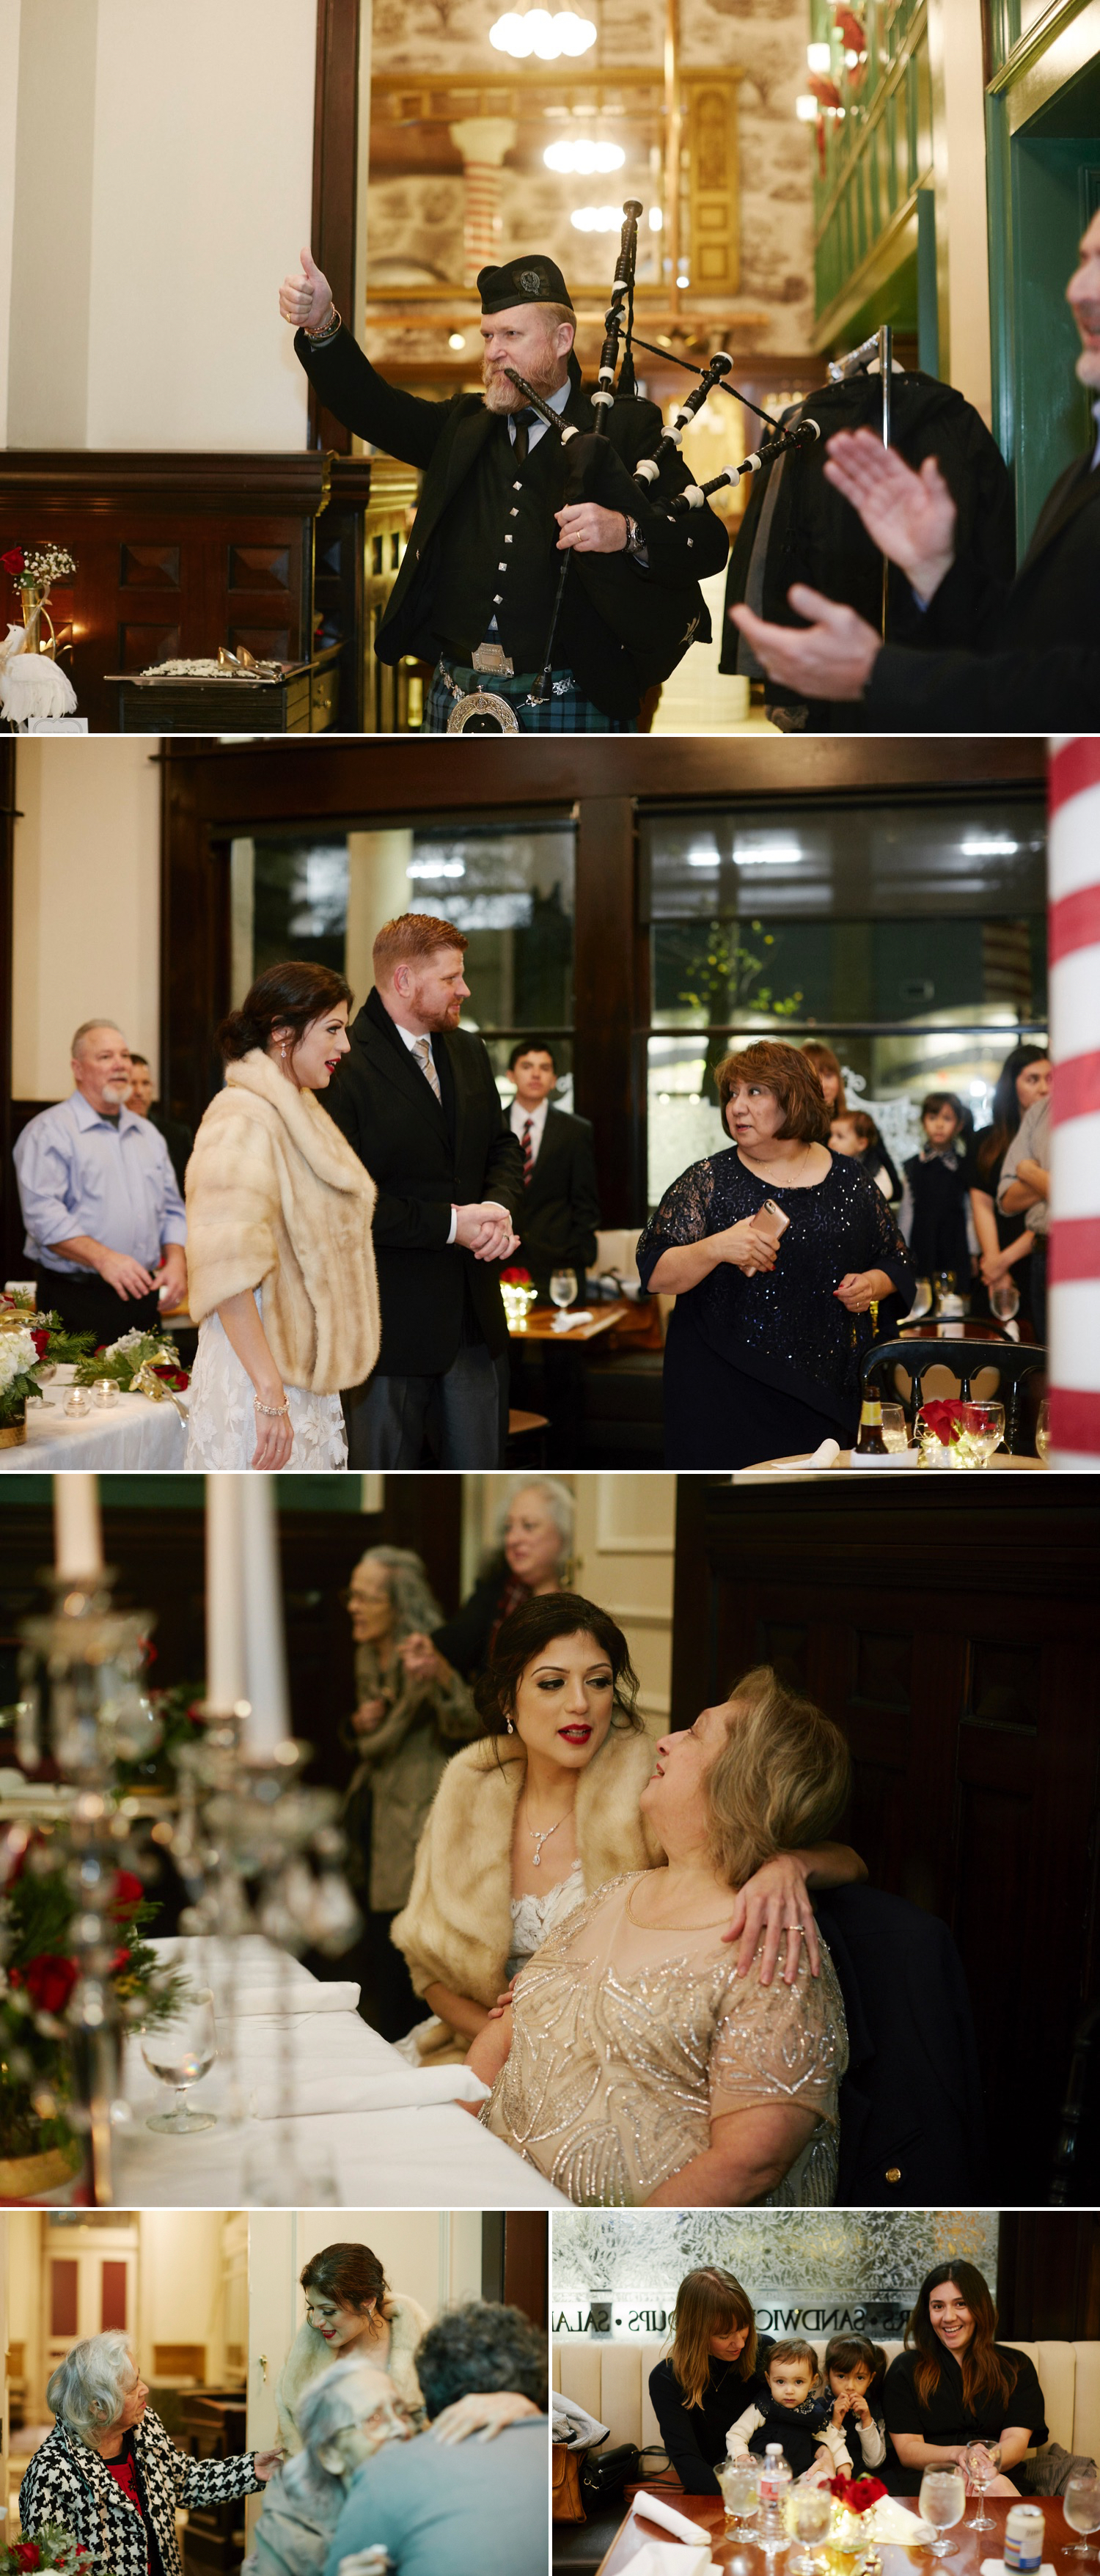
<box><xmin>239</xmin><ymin>1478</ymin><xmax>292</xmax><ymax>1753</ymax></box>
<box><xmin>53</xmin><ymin>1475</ymin><xmax>103</xmax><ymax>1577</ymax></box>
<box><xmin>205</xmin><ymin>1476</ymin><xmax>246</xmax><ymax>1709</ymax></box>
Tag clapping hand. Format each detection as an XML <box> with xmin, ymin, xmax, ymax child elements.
<box><xmin>352</xmin><ymin>1697</ymin><xmax>388</xmax><ymax>1734</ymax></box>
<box><xmin>823</xmin><ymin>428</ymin><xmax>957</xmax><ymax>599</ymax></box>
<box><xmin>279</xmin><ymin>246</ymin><xmax>334</xmax><ymax>332</ymax></box>
<box><xmin>730</xmin><ymin>586</ymin><xmax>882</xmax><ymax>700</ymax></box>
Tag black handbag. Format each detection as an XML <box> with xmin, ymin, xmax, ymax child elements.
<box><xmin>580</xmin><ymin>2440</ymin><xmax>670</xmax><ymax>2506</ymax></box>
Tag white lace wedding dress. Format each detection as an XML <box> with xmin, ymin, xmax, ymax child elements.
<box><xmin>395</xmin><ymin>1858</ymin><xmax>586</xmax><ymax>2063</ymax></box>
<box><xmin>184</xmin><ymin>1300</ymin><xmax>348</xmax><ymax>1472</ymax></box>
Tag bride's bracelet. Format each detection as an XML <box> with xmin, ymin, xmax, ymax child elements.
<box><xmin>255</xmin><ymin>1395</ymin><xmax>290</xmax><ymax>1421</ymax></box>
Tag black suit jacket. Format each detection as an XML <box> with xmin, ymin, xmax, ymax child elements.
<box><xmin>864</xmin><ymin>449</ymin><xmax>1100</xmax><ymax>729</ymax></box>
<box><xmin>513</xmin><ymin>1105</ymin><xmax>601</xmax><ymax>1287</ymax></box>
<box><xmin>295</xmin><ymin>328</ymin><xmax>728</xmax><ymax>719</ymax></box>
<box><xmin>322</xmin><ymin>991</ymin><xmax>524</xmax><ymax>1379</ymax></box>
<box><xmin>815</xmin><ymin>1885</ymin><xmax>988</xmax><ymax>2204</ymax></box>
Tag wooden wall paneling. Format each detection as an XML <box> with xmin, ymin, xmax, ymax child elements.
<box><xmin>573</xmin><ymin>796</ymin><xmax>641</xmax><ymax>1226</ymax></box>
<box><xmin>309</xmin><ymin>0</ymin><xmax>362</xmax><ymax>455</ymax></box>
<box><xmin>373</xmin><ymin>1475</ymin><xmax>464</xmax><ymax>1618</ymax></box>
<box><xmin>998</xmin><ymin>2214</ymin><xmax>1100</xmax><ymax>2340</ymax></box>
<box><xmin>0</xmin><ymin>741</ymin><xmax>18</xmax><ymax>1280</ymax></box>
<box><xmin>502</xmin><ymin>2213</ymin><xmax>549</xmax><ymax>2330</ymax></box>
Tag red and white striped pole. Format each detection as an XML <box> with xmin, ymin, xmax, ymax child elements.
<box><xmin>1047</xmin><ymin>734</ymin><xmax>1100</xmax><ymax>1469</ymax></box>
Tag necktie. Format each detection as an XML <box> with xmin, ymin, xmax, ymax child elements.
<box><xmin>414</xmin><ymin>1035</ymin><xmax>441</xmax><ymax>1102</ymax></box>
<box><xmin>513</xmin><ymin>408</ymin><xmax>538</xmax><ymax>465</ymax></box>
<box><xmin>521</xmin><ymin>1116</ymin><xmax>535</xmax><ymax>1185</ymax></box>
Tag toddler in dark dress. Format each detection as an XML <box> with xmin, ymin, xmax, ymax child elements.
<box><xmin>898</xmin><ymin>1093</ymin><xmax>975</xmax><ymax>1295</ymax></box>
<box><xmin>727</xmin><ymin>2341</ymin><xmax>848</xmax><ymax>2484</ymax></box>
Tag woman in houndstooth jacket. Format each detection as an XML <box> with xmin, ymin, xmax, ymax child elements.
<box><xmin>18</xmin><ymin>2333</ymin><xmax>280</xmax><ymax>2576</ymax></box>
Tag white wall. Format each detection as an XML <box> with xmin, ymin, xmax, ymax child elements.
<box><xmin>464</xmin><ymin>1475</ymin><xmax>676</xmax><ymax>1724</ymax></box>
<box><xmin>0</xmin><ymin>0</ymin><xmax>23</xmax><ymax>448</ymax></box>
<box><xmin>12</xmin><ymin>741</ymin><xmax>161</xmax><ymax>1098</ymax></box>
<box><xmin>5</xmin><ymin>0</ymin><xmax>315</xmax><ymax>451</ymax></box>
<box><xmin>136</xmin><ymin>2212</ymin><xmax>229</xmax><ymax>2385</ymax></box>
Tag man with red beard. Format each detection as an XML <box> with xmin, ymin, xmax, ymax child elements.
<box><xmin>282</xmin><ymin>246</ymin><xmax>727</xmax><ymax>731</ymax></box>
<box><xmin>729</xmin><ymin>208</ymin><xmax>1100</xmax><ymax>729</ymax></box>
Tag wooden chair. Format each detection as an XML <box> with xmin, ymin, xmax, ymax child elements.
<box><xmin>861</xmin><ymin>1337</ymin><xmax>1046</xmax><ymax>1453</ymax></box>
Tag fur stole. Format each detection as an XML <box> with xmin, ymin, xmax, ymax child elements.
<box><xmin>390</xmin><ymin>1724</ymin><xmax>662</xmax><ymax>2047</ymax></box>
<box><xmin>275</xmin><ymin>2291</ymin><xmax>430</xmax><ymax>2454</ymax></box>
<box><xmin>185</xmin><ymin>1050</ymin><xmax>380</xmax><ymax>1394</ymax></box>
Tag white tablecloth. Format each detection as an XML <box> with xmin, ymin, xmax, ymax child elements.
<box><xmin>113</xmin><ymin>1937</ymin><xmax>565</xmax><ymax>2209</ymax></box>
<box><xmin>733</xmin><ymin>1449</ymin><xmax>1046</xmax><ymax>1479</ymax></box>
<box><xmin>0</xmin><ymin>1390</ymin><xmax>186</xmax><ymax>1469</ymax></box>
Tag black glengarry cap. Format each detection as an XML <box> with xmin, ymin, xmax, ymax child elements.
<box><xmin>477</xmin><ymin>255</ymin><xmax>573</xmax><ymax>314</ymax></box>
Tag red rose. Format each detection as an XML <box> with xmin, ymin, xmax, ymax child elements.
<box><xmin>109</xmin><ymin>1870</ymin><xmax>144</xmax><ymax>1918</ymax></box>
<box><xmin>30</xmin><ymin>1326</ymin><xmax>50</xmax><ymax>1357</ymax></box>
<box><xmin>1</xmin><ymin>548</ymin><xmax>25</xmax><ymax>576</ymax></box>
<box><xmin>829</xmin><ymin>2476</ymin><xmax>887</xmax><ymax>2514</ymax></box>
<box><xmin>152</xmin><ymin>1364</ymin><xmax>188</xmax><ymax>1390</ymax></box>
<box><xmin>20</xmin><ymin>1953</ymin><xmax>80</xmax><ymax>2014</ymax></box>
<box><xmin>500</xmin><ymin>1266</ymin><xmax>532</xmax><ymax>1286</ymax></box>
<box><xmin>13</xmin><ymin>2542</ymin><xmax>42</xmax><ymax>2569</ymax></box>
<box><xmin>108</xmin><ymin>1945</ymin><xmax>131</xmax><ymax>1975</ymax></box>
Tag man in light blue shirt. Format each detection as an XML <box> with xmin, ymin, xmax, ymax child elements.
<box><xmin>14</xmin><ymin>1019</ymin><xmax>188</xmax><ymax>1343</ymax></box>
<box><xmin>323</xmin><ymin>2303</ymin><xmax>549</xmax><ymax>2576</ymax></box>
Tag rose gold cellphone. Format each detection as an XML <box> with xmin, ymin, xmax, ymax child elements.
<box><xmin>743</xmin><ymin>1198</ymin><xmax>791</xmax><ymax>1274</ymax></box>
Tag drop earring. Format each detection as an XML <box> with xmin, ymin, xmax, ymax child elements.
<box><xmin>505</xmin><ymin>1717</ymin><xmax>515</xmax><ymax>1734</ymax></box>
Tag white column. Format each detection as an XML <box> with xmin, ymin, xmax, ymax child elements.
<box><xmin>345</xmin><ymin>831</ymin><xmax>415</xmax><ymax>1014</ymax></box>
<box><xmin>926</xmin><ymin>0</ymin><xmax>993</xmax><ymax>427</ymax></box>
<box><xmin>1046</xmin><ymin>735</ymin><xmax>1100</xmax><ymax>1468</ymax></box>
<box><xmin>450</xmin><ymin>118</ymin><xmax>518</xmax><ymax>288</ymax></box>
<box><xmin>239</xmin><ymin>1477</ymin><xmax>293</xmax><ymax>1753</ymax></box>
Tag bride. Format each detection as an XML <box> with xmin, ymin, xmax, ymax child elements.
<box><xmin>184</xmin><ymin>961</ymin><xmax>381</xmax><ymax>1471</ymax></box>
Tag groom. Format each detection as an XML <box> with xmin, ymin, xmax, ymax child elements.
<box><xmin>323</xmin><ymin>911</ymin><xmax>524</xmax><ymax>1466</ymax></box>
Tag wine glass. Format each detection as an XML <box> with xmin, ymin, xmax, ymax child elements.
<box><xmin>1035</xmin><ymin>1398</ymin><xmax>1051</xmax><ymax>1463</ymax></box>
<box><xmin>961</xmin><ymin>2441</ymin><xmax>1002</xmax><ymax>2530</ymax></box>
<box><xmin>549</xmin><ymin>1269</ymin><xmax>579</xmax><ymax>1331</ymax></box>
<box><xmin>990</xmin><ymin>1277</ymin><xmax>1020</xmax><ymax>1323</ymax></box>
<box><xmin>965</xmin><ymin>1401</ymin><xmax>1005</xmax><ymax>1467</ymax></box>
<box><xmin>880</xmin><ymin>1402</ymin><xmax>909</xmax><ymax>1453</ymax></box>
<box><xmin>717</xmin><ymin>2459</ymin><xmax>760</xmax><ymax>2536</ymax></box>
<box><xmin>920</xmin><ymin>2467</ymin><xmax>967</xmax><ymax>2561</ymax></box>
<box><xmin>1063</xmin><ymin>2473</ymin><xmax>1100</xmax><ymax>2558</ymax></box>
<box><xmin>789</xmin><ymin>2481</ymin><xmax>833</xmax><ymax>2576</ymax></box>
<box><xmin>141</xmin><ymin>1988</ymin><xmax>218</xmax><ymax>2132</ymax></box>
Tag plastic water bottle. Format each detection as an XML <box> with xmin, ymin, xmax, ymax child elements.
<box><xmin>758</xmin><ymin>2445</ymin><xmax>793</xmax><ymax>2553</ymax></box>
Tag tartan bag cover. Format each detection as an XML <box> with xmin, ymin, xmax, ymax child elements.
<box><xmin>19</xmin><ymin>2409</ymin><xmax>265</xmax><ymax>2576</ymax></box>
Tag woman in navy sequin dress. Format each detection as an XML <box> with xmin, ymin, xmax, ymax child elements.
<box><xmin>637</xmin><ymin>1043</ymin><xmax>914</xmax><ymax>1469</ymax></box>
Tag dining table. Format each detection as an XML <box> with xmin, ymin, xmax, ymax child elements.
<box><xmin>0</xmin><ymin>1382</ymin><xmax>186</xmax><ymax>1470</ymax></box>
<box><xmin>109</xmin><ymin>1934</ymin><xmax>567</xmax><ymax>2210</ymax></box>
<box><xmin>733</xmin><ymin>1450</ymin><xmax>1046</xmax><ymax>1479</ymax></box>
<box><xmin>508</xmin><ymin>1299</ymin><xmax>630</xmax><ymax>1466</ymax></box>
<box><xmin>594</xmin><ymin>2491</ymin><xmax>1066</xmax><ymax>2576</ymax></box>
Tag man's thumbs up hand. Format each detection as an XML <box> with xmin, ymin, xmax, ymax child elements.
<box><xmin>279</xmin><ymin>246</ymin><xmax>334</xmax><ymax>331</ymax></box>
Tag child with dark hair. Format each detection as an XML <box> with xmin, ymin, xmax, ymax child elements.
<box><xmin>829</xmin><ymin>1111</ymin><xmax>900</xmax><ymax>1203</ymax></box>
<box><xmin>898</xmin><ymin>1093</ymin><xmax>974</xmax><ymax>1293</ymax></box>
<box><xmin>726</xmin><ymin>2340</ymin><xmax>847</xmax><ymax>2483</ymax></box>
<box><xmin>824</xmin><ymin>2334</ymin><xmax>888</xmax><ymax>2473</ymax></box>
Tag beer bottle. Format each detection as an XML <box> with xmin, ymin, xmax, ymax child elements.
<box><xmin>854</xmin><ymin>1390</ymin><xmax>887</xmax><ymax>1455</ymax></box>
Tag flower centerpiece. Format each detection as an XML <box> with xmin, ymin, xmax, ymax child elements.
<box><xmin>0</xmin><ymin>1830</ymin><xmax>187</xmax><ymax>2195</ymax></box>
<box><xmin>827</xmin><ymin>2476</ymin><xmax>887</xmax><ymax>2561</ymax></box>
<box><xmin>915</xmin><ymin>1398</ymin><xmax>1000</xmax><ymax>1471</ymax></box>
<box><xmin>0</xmin><ymin>1300</ymin><xmax>96</xmax><ymax>1447</ymax></box>
<box><xmin>2</xmin><ymin>544</ymin><xmax>78</xmax><ymax>658</ymax></box>
<box><xmin>500</xmin><ymin>1266</ymin><xmax>538</xmax><ymax>1331</ymax></box>
<box><xmin>2</xmin><ymin>2525</ymin><xmax>98</xmax><ymax>2572</ymax></box>
<box><xmin>74</xmin><ymin>1329</ymin><xmax>189</xmax><ymax>1408</ymax></box>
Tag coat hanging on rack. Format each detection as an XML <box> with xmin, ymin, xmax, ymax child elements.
<box><xmin>719</xmin><ymin>364</ymin><xmax>1015</xmax><ymax>730</ymax></box>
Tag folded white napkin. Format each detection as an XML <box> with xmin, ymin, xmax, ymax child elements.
<box><xmin>616</xmin><ymin>2546</ymin><xmax>713</xmax><ymax>2576</ymax></box>
<box><xmin>631</xmin><ymin>2494</ymin><xmax>711</xmax><ymax>2547</ymax></box>
<box><xmin>771</xmin><ymin>1437</ymin><xmax>840</xmax><ymax>1472</ymax></box>
<box><xmin>248</xmin><ymin>2066</ymin><xmax>491</xmax><ymax>2121</ymax></box>
<box><xmin>870</xmin><ymin>2500</ymin><xmax>934</xmax><ymax>2545</ymax></box>
<box><xmin>224</xmin><ymin>1982</ymin><xmax>362</xmax><ymax>2019</ymax></box>
<box><xmin>551</xmin><ymin>1310</ymin><xmax>595</xmax><ymax>1330</ymax></box>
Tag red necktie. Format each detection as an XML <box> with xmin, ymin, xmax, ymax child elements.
<box><xmin>521</xmin><ymin>1118</ymin><xmax>534</xmax><ymax>1186</ymax></box>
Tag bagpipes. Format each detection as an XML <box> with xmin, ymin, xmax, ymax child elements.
<box><xmin>660</xmin><ymin>414</ymin><xmax>821</xmax><ymax>515</ymax></box>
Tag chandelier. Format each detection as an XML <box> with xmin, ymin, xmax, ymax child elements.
<box><xmin>489</xmin><ymin>7</ymin><xmax>597</xmax><ymax>57</ymax></box>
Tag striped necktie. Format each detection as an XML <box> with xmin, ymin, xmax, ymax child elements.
<box><xmin>521</xmin><ymin>1116</ymin><xmax>535</xmax><ymax>1185</ymax></box>
<box><xmin>414</xmin><ymin>1035</ymin><xmax>441</xmax><ymax>1102</ymax></box>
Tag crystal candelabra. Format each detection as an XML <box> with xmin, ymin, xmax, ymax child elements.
<box><xmin>15</xmin><ymin>1579</ymin><xmax>360</xmax><ymax>2206</ymax></box>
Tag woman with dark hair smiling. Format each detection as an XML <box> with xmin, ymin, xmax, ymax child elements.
<box><xmin>392</xmin><ymin>1594</ymin><xmax>865</xmax><ymax>2068</ymax></box>
<box><xmin>882</xmin><ymin>2262</ymin><xmax>1047</xmax><ymax>2497</ymax></box>
<box><xmin>649</xmin><ymin>2267</ymin><xmax>773</xmax><ymax>2495</ymax></box>
<box><xmin>637</xmin><ymin>1041</ymin><xmax>914</xmax><ymax>1468</ymax></box>
<box><xmin>184</xmin><ymin>961</ymin><xmax>380</xmax><ymax>1470</ymax></box>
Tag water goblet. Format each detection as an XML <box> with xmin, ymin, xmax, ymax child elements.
<box><xmin>961</xmin><ymin>2442</ymin><xmax>1001</xmax><ymax>2530</ymax></box>
<box><xmin>965</xmin><ymin>1401</ymin><xmax>1005</xmax><ymax>1469</ymax></box>
<box><xmin>789</xmin><ymin>2481</ymin><xmax>833</xmax><ymax>2576</ymax></box>
<box><xmin>919</xmin><ymin>2467</ymin><xmax>967</xmax><ymax>2561</ymax></box>
<box><xmin>1063</xmin><ymin>2473</ymin><xmax>1100</xmax><ymax>2558</ymax></box>
<box><xmin>549</xmin><ymin>1269</ymin><xmax>579</xmax><ymax>1331</ymax></box>
<box><xmin>717</xmin><ymin>2459</ymin><xmax>760</xmax><ymax>2538</ymax></box>
<box><xmin>880</xmin><ymin>1403</ymin><xmax>909</xmax><ymax>1453</ymax></box>
<box><xmin>141</xmin><ymin>1988</ymin><xmax>218</xmax><ymax>2132</ymax></box>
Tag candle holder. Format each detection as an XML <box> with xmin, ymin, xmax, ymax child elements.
<box><xmin>91</xmin><ymin>1379</ymin><xmax>120</xmax><ymax>1409</ymax></box>
<box><xmin>63</xmin><ymin>1387</ymin><xmax>91</xmax><ymax>1419</ymax></box>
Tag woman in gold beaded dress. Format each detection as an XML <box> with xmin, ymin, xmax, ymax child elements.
<box><xmin>469</xmin><ymin>1668</ymin><xmax>850</xmax><ymax>2207</ymax></box>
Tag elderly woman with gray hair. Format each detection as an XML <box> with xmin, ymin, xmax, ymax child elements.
<box><xmin>247</xmin><ymin>2350</ymin><xmax>541</xmax><ymax>2576</ymax></box>
<box><xmin>18</xmin><ymin>2332</ymin><xmax>279</xmax><ymax>2576</ymax></box>
<box><xmin>342</xmin><ymin>1544</ymin><xmax>481</xmax><ymax>2039</ymax></box>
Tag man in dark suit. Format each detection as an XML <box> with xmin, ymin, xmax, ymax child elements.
<box><xmin>126</xmin><ymin>1055</ymin><xmax>193</xmax><ymax>1197</ymax></box>
<box><xmin>728</xmin><ymin>206</ymin><xmax>1100</xmax><ymax>728</ymax></box>
<box><xmin>280</xmin><ymin>246</ymin><xmax>727</xmax><ymax>733</ymax></box>
<box><xmin>505</xmin><ymin>1038</ymin><xmax>601</xmax><ymax>1294</ymax></box>
<box><xmin>323</xmin><ymin>912</ymin><xmax>524</xmax><ymax>1467</ymax></box>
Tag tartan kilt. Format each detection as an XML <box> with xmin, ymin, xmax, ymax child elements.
<box><xmin>425</xmin><ymin>660</ymin><xmax>634</xmax><ymax>734</ymax></box>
